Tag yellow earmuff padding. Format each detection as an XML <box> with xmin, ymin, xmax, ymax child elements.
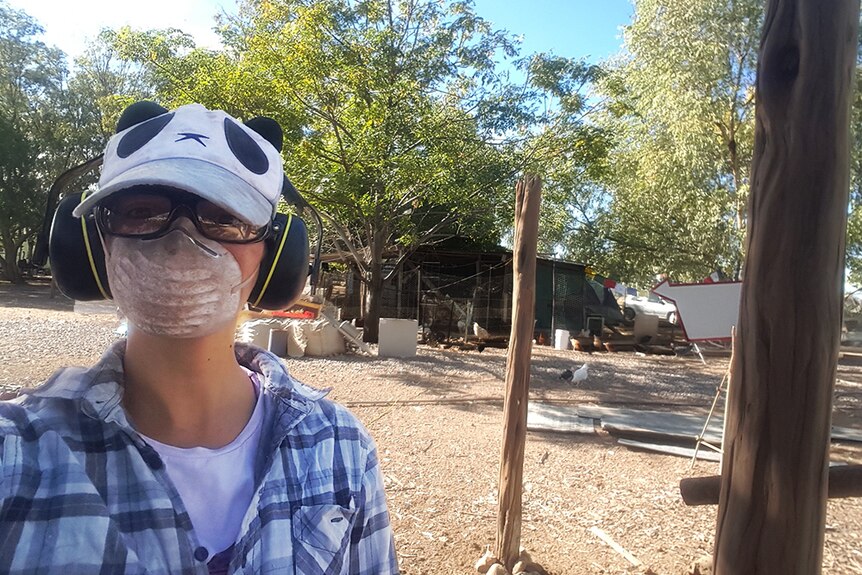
<box><xmin>79</xmin><ymin>191</ymin><xmax>110</xmax><ymax>299</ymax></box>
<box><xmin>252</xmin><ymin>213</ymin><xmax>292</xmax><ymax>308</ymax></box>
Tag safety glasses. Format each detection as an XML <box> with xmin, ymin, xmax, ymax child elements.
<box><xmin>94</xmin><ymin>188</ymin><xmax>271</xmax><ymax>244</ymax></box>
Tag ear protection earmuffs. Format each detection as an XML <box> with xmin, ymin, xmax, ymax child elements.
<box><xmin>248</xmin><ymin>211</ymin><xmax>310</xmax><ymax>309</ymax></box>
<box><xmin>48</xmin><ymin>190</ymin><xmax>311</xmax><ymax>309</ymax></box>
<box><xmin>49</xmin><ymin>191</ymin><xmax>111</xmax><ymax>301</ymax></box>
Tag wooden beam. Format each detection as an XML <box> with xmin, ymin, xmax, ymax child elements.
<box><xmin>495</xmin><ymin>176</ymin><xmax>541</xmax><ymax>570</ymax></box>
<box><xmin>714</xmin><ymin>2</ymin><xmax>860</xmax><ymax>573</ymax></box>
<box><xmin>682</xmin><ymin>465</ymin><xmax>862</xmax><ymax>506</ymax></box>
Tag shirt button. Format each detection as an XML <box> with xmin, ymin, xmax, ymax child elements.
<box><xmin>194</xmin><ymin>546</ymin><xmax>209</xmax><ymax>562</ymax></box>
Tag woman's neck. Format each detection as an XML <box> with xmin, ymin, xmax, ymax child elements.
<box><xmin>121</xmin><ymin>325</ymin><xmax>257</xmax><ymax>449</ymax></box>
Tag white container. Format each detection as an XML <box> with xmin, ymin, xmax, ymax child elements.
<box><xmin>634</xmin><ymin>314</ymin><xmax>660</xmax><ymax>341</ymax></box>
<box><xmin>378</xmin><ymin>318</ymin><xmax>418</xmax><ymax>358</ymax></box>
<box><xmin>554</xmin><ymin>329</ymin><xmax>571</xmax><ymax>350</ymax></box>
<box><xmin>239</xmin><ymin>319</ymin><xmax>276</xmax><ymax>349</ymax></box>
<box><xmin>268</xmin><ymin>329</ymin><xmax>290</xmax><ymax>357</ymax></box>
<box><xmin>304</xmin><ymin>321</ymin><xmax>346</xmax><ymax>357</ymax></box>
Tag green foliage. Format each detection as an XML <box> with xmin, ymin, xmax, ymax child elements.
<box><xmin>71</xmin><ymin>29</ymin><xmax>157</xmax><ymax>138</ymax></box>
<box><xmin>108</xmin><ymin>0</ymin><xmax>558</xmax><ymax>339</ymax></box>
<box><xmin>519</xmin><ymin>53</ymin><xmax>612</xmax><ymax>260</ymax></box>
<box><xmin>564</xmin><ymin>0</ymin><xmax>762</xmax><ymax>287</ymax></box>
<box><xmin>0</xmin><ymin>5</ymin><xmax>155</xmax><ymax>283</ymax></box>
<box><xmin>845</xmin><ymin>31</ymin><xmax>862</xmax><ymax>288</ymax></box>
<box><xmin>0</xmin><ymin>2</ymin><xmax>67</xmax><ymax>281</ymax></box>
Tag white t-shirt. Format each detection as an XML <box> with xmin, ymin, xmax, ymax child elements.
<box><xmin>140</xmin><ymin>371</ymin><xmax>264</xmax><ymax>556</ymax></box>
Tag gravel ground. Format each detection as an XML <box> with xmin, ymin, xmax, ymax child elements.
<box><xmin>2</xmin><ymin>281</ymin><xmax>861</xmax><ymax>574</ymax></box>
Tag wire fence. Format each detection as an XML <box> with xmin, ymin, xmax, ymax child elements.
<box><xmin>371</xmin><ymin>251</ymin><xmax>590</xmax><ymax>342</ymax></box>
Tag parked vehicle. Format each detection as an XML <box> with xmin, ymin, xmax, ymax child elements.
<box><xmin>623</xmin><ymin>293</ymin><xmax>677</xmax><ymax>323</ymax></box>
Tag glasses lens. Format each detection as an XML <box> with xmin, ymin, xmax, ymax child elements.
<box><xmin>101</xmin><ymin>193</ymin><xmax>172</xmax><ymax>236</ymax></box>
<box><xmin>98</xmin><ymin>190</ymin><xmax>269</xmax><ymax>243</ymax></box>
<box><xmin>197</xmin><ymin>200</ymin><xmax>269</xmax><ymax>242</ymax></box>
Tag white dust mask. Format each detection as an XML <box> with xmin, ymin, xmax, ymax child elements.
<box><xmin>104</xmin><ymin>221</ymin><xmax>256</xmax><ymax>338</ymax></box>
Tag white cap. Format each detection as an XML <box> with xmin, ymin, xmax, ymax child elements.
<box><xmin>73</xmin><ymin>103</ymin><xmax>284</xmax><ymax>227</ymax></box>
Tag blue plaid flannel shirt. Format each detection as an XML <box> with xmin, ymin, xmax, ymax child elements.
<box><xmin>0</xmin><ymin>341</ymin><xmax>399</xmax><ymax>574</ymax></box>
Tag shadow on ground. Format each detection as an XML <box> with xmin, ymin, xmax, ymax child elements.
<box><xmin>0</xmin><ymin>281</ymin><xmax>74</xmax><ymax>312</ymax></box>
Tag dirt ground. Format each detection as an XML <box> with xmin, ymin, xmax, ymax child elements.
<box><xmin>1</xmin><ymin>281</ymin><xmax>861</xmax><ymax>574</ymax></box>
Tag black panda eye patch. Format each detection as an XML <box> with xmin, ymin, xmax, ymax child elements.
<box><xmin>117</xmin><ymin>113</ymin><xmax>175</xmax><ymax>158</ymax></box>
<box><xmin>224</xmin><ymin>118</ymin><xmax>269</xmax><ymax>175</ymax></box>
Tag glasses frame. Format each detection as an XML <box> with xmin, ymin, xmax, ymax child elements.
<box><xmin>93</xmin><ymin>190</ymin><xmax>272</xmax><ymax>244</ymax></box>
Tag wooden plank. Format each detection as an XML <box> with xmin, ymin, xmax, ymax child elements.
<box><xmin>589</xmin><ymin>527</ymin><xmax>642</xmax><ymax>567</ymax></box>
<box><xmin>526</xmin><ymin>403</ymin><xmax>596</xmax><ymax>435</ymax></box>
<box><xmin>579</xmin><ymin>405</ymin><xmax>862</xmax><ymax>444</ymax></box>
<box><xmin>714</xmin><ymin>2</ymin><xmax>860</xmax><ymax>573</ymax></box>
<box><xmin>578</xmin><ymin>406</ymin><xmax>725</xmax><ymax>444</ymax></box>
<box><xmin>832</xmin><ymin>426</ymin><xmax>862</xmax><ymax>443</ymax></box>
<box><xmin>617</xmin><ymin>438</ymin><xmax>721</xmax><ymax>462</ymax></box>
<box><xmin>495</xmin><ymin>176</ymin><xmax>541</xmax><ymax>570</ymax></box>
<box><xmin>683</xmin><ymin>465</ymin><xmax>862</xmax><ymax>506</ymax></box>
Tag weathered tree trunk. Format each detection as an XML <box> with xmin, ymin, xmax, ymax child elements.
<box><xmin>495</xmin><ymin>176</ymin><xmax>541</xmax><ymax>570</ymax></box>
<box><xmin>1</xmin><ymin>234</ymin><xmax>23</xmax><ymax>284</ymax></box>
<box><xmin>364</xmin><ymin>264</ymin><xmax>384</xmax><ymax>343</ymax></box>
<box><xmin>714</xmin><ymin>2</ymin><xmax>859</xmax><ymax>573</ymax></box>
<box><xmin>363</xmin><ymin>220</ymin><xmax>388</xmax><ymax>343</ymax></box>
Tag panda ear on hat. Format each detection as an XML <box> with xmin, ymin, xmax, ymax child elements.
<box><xmin>244</xmin><ymin>116</ymin><xmax>283</xmax><ymax>153</ymax></box>
<box><xmin>116</xmin><ymin>101</ymin><xmax>170</xmax><ymax>133</ymax></box>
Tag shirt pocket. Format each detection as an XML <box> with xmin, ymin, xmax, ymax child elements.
<box><xmin>291</xmin><ymin>500</ymin><xmax>356</xmax><ymax>574</ymax></box>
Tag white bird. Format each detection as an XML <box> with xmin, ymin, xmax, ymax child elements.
<box><xmin>473</xmin><ymin>322</ymin><xmax>490</xmax><ymax>339</ymax></box>
<box><xmin>571</xmin><ymin>363</ymin><xmax>589</xmax><ymax>383</ymax></box>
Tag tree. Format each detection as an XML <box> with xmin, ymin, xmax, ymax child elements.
<box><xmin>573</xmin><ymin>0</ymin><xmax>763</xmax><ymax>286</ymax></box>
<box><xmin>0</xmin><ymin>2</ymin><xmax>67</xmax><ymax>282</ymax></box>
<box><xmin>110</xmin><ymin>0</ymin><xmax>550</xmax><ymax>341</ymax></box>
<box><xmin>518</xmin><ymin>54</ymin><xmax>611</xmax><ymax>261</ymax></box>
<box><xmin>30</xmin><ymin>30</ymin><xmax>159</xmax><ymax>259</ymax></box>
<box><xmin>715</xmin><ymin>1</ymin><xmax>858</xmax><ymax>571</ymax></box>
<box><xmin>844</xmin><ymin>28</ymin><xmax>862</xmax><ymax>287</ymax></box>
<box><xmin>0</xmin><ymin>4</ymin><xmax>150</xmax><ymax>283</ymax></box>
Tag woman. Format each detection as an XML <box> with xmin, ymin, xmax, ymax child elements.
<box><xmin>0</xmin><ymin>102</ymin><xmax>398</xmax><ymax>574</ymax></box>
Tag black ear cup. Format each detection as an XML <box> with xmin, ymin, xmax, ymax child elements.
<box><xmin>49</xmin><ymin>193</ymin><xmax>112</xmax><ymax>301</ymax></box>
<box><xmin>249</xmin><ymin>212</ymin><xmax>310</xmax><ymax>310</ymax></box>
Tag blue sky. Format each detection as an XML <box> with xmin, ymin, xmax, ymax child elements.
<box><xmin>472</xmin><ymin>0</ymin><xmax>633</xmax><ymax>63</ymax></box>
<box><xmin>8</xmin><ymin>0</ymin><xmax>633</xmax><ymax>65</ymax></box>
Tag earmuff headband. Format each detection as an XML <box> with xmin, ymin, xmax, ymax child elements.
<box><xmin>251</xmin><ymin>213</ymin><xmax>293</xmax><ymax>308</ymax></box>
<box><xmin>80</xmin><ymin>191</ymin><xmax>111</xmax><ymax>300</ymax></box>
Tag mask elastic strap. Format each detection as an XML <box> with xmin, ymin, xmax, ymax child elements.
<box><xmin>231</xmin><ymin>269</ymin><xmax>258</xmax><ymax>296</ymax></box>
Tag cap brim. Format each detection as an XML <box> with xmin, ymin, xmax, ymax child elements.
<box><xmin>72</xmin><ymin>158</ymin><xmax>275</xmax><ymax>227</ymax></box>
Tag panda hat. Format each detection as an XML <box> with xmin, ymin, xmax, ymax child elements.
<box><xmin>73</xmin><ymin>102</ymin><xmax>284</xmax><ymax>227</ymax></box>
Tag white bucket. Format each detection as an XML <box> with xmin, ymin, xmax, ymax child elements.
<box><xmin>378</xmin><ymin>318</ymin><xmax>418</xmax><ymax>358</ymax></box>
<box><xmin>554</xmin><ymin>329</ymin><xmax>571</xmax><ymax>350</ymax></box>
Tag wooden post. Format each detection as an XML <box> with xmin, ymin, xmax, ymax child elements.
<box><xmin>714</xmin><ymin>2</ymin><xmax>859</xmax><ymax>574</ymax></box>
<box><xmin>495</xmin><ymin>176</ymin><xmax>541</xmax><ymax>570</ymax></box>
